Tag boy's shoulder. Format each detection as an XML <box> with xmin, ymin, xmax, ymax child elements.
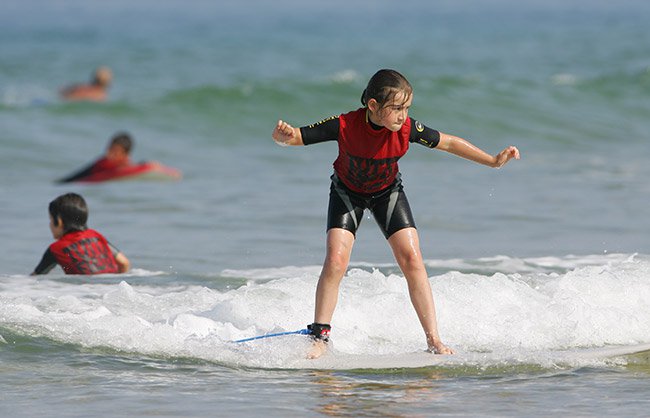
<box><xmin>341</xmin><ymin>107</ymin><xmax>365</xmax><ymax>119</ymax></box>
<box><xmin>52</xmin><ymin>229</ymin><xmax>106</xmax><ymax>245</ymax></box>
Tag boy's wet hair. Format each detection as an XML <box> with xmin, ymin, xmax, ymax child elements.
<box><xmin>49</xmin><ymin>193</ymin><xmax>89</xmax><ymax>233</ymax></box>
<box><xmin>110</xmin><ymin>132</ymin><xmax>133</xmax><ymax>154</ymax></box>
<box><xmin>360</xmin><ymin>69</ymin><xmax>413</xmax><ymax>108</ymax></box>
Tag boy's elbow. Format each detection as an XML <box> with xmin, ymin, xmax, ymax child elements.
<box><xmin>435</xmin><ymin>134</ymin><xmax>453</xmax><ymax>152</ymax></box>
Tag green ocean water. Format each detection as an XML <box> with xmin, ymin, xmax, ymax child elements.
<box><xmin>1</xmin><ymin>0</ymin><xmax>649</xmax><ymax>416</ymax></box>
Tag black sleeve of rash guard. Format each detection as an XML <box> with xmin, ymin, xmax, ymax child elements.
<box><xmin>299</xmin><ymin>116</ymin><xmax>340</xmax><ymax>145</ymax></box>
<box><xmin>32</xmin><ymin>248</ymin><xmax>58</xmax><ymax>275</ymax></box>
<box><xmin>409</xmin><ymin>119</ymin><xmax>441</xmax><ymax>149</ymax></box>
<box><xmin>56</xmin><ymin>161</ymin><xmax>96</xmax><ymax>183</ymax></box>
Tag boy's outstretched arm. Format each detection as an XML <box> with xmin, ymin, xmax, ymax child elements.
<box><xmin>272</xmin><ymin>120</ymin><xmax>304</xmax><ymax>146</ymax></box>
<box><xmin>437</xmin><ymin>133</ymin><xmax>520</xmax><ymax>168</ymax></box>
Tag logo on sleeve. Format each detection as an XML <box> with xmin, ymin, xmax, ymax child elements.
<box><xmin>308</xmin><ymin>115</ymin><xmax>338</xmax><ymax>129</ymax></box>
<box><xmin>415</xmin><ymin>120</ymin><xmax>424</xmax><ymax>132</ymax></box>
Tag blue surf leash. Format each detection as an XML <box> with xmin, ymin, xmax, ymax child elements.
<box><xmin>233</xmin><ymin>328</ymin><xmax>310</xmax><ymax>343</ymax></box>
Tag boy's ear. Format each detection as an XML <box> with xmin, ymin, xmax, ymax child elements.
<box><xmin>55</xmin><ymin>216</ymin><xmax>63</xmax><ymax>228</ymax></box>
<box><xmin>367</xmin><ymin>98</ymin><xmax>380</xmax><ymax>113</ymax></box>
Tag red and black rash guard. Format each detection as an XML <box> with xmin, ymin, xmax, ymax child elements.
<box><xmin>58</xmin><ymin>157</ymin><xmax>128</xmax><ymax>183</ymax></box>
<box><xmin>33</xmin><ymin>229</ymin><xmax>121</xmax><ymax>275</ymax></box>
<box><xmin>300</xmin><ymin>108</ymin><xmax>441</xmax><ymax>194</ymax></box>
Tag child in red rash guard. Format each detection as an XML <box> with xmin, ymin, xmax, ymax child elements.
<box><xmin>57</xmin><ymin>132</ymin><xmax>133</xmax><ymax>183</ymax></box>
<box><xmin>31</xmin><ymin>193</ymin><xmax>130</xmax><ymax>275</ymax></box>
<box><xmin>272</xmin><ymin>69</ymin><xmax>520</xmax><ymax>358</ymax></box>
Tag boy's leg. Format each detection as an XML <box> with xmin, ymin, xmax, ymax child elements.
<box><xmin>308</xmin><ymin>227</ymin><xmax>355</xmax><ymax>359</ymax></box>
<box><xmin>314</xmin><ymin>228</ymin><xmax>355</xmax><ymax>323</ymax></box>
<box><xmin>387</xmin><ymin>227</ymin><xmax>453</xmax><ymax>354</ymax></box>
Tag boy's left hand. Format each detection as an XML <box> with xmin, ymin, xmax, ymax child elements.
<box><xmin>494</xmin><ymin>146</ymin><xmax>520</xmax><ymax>168</ymax></box>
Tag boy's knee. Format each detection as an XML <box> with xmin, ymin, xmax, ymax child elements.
<box><xmin>325</xmin><ymin>258</ymin><xmax>348</xmax><ymax>277</ymax></box>
<box><xmin>324</xmin><ymin>252</ymin><xmax>349</xmax><ymax>275</ymax></box>
<box><xmin>396</xmin><ymin>250</ymin><xmax>423</xmax><ymax>271</ymax></box>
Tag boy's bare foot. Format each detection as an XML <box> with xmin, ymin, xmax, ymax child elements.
<box><xmin>427</xmin><ymin>342</ymin><xmax>454</xmax><ymax>355</ymax></box>
<box><xmin>306</xmin><ymin>340</ymin><xmax>328</xmax><ymax>359</ymax></box>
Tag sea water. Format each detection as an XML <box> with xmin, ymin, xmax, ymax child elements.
<box><xmin>1</xmin><ymin>0</ymin><xmax>650</xmax><ymax>416</ymax></box>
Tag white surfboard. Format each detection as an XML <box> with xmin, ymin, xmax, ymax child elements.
<box><xmin>553</xmin><ymin>343</ymin><xmax>650</xmax><ymax>362</ymax></box>
<box><xmin>287</xmin><ymin>343</ymin><xmax>650</xmax><ymax>370</ymax></box>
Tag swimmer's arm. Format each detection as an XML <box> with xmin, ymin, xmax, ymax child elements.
<box><xmin>272</xmin><ymin>120</ymin><xmax>304</xmax><ymax>146</ymax></box>
<box><xmin>436</xmin><ymin>132</ymin><xmax>520</xmax><ymax>168</ymax></box>
<box><xmin>31</xmin><ymin>249</ymin><xmax>57</xmax><ymax>275</ymax></box>
<box><xmin>115</xmin><ymin>252</ymin><xmax>130</xmax><ymax>273</ymax></box>
<box><xmin>56</xmin><ymin>161</ymin><xmax>96</xmax><ymax>183</ymax></box>
<box><xmin>108</xmin><ymin>242</ymin><xmax>130</xmax><ymax>273</ymax></box>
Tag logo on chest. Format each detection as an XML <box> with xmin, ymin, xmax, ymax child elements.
<box><xmin>345</xmin><ymin>154</ymin><xmax>400</xmax><ymax>191</ymax></box>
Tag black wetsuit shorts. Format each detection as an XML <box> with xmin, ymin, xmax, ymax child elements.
<box><xmin>327</xmin><ymin>173</ymin><xmax>416</xmax><ymax>239</ymax></box>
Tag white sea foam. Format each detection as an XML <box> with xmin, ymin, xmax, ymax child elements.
<box><xmin>1</xmin><ymin>254</ymin><xmax>648</xmax><ymax>368</ymax></box>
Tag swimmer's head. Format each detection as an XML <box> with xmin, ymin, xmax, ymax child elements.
<box><xmin>93</xmin><ymin>67</ymin><xmax>113</xmax><ymax>87</ymax></box>
<box><xmin>109</xmin><ymin>132</ymin><xmax>133</xmax><ymax>152</ymax></box>
<box><xmin>48</xmin><ymin>192</ymin><xmax>89</xmax><ymax>233</ymax></box>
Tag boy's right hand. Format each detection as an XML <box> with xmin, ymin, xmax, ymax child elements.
<box><xmin>272</xmin><ymin>120</ymin><xmax>298</xmax><ymax>146</ymax></box>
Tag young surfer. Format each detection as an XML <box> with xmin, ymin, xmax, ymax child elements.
<box><xmin>272</xmin><ymin>69</ymin><xmax>520</xmax><ymax>358</ymax></box>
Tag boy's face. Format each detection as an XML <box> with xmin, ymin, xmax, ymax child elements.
<box><xmin>106</xmin><ymin>144</ymin><xmax>129</xmax><ymax>163</ymax></box>
<box><xmin>49</xmin><ymin>215</ymin><xmax>64</xmax><ymax>239</ymax></box>
<box><xmin>368</xmin><ymin>91</ymin><xmax>412</xmax><ymax>132</ymax></box>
